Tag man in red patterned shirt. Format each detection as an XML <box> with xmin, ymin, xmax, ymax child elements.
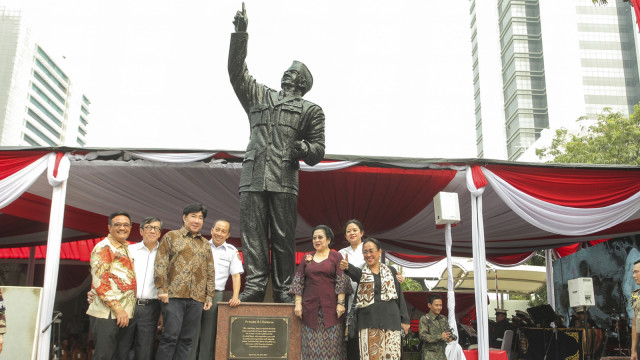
<box><xmin>86</xmin><ymin>211</ymin><xmax>137</xmax><ymax>360</ymax></box>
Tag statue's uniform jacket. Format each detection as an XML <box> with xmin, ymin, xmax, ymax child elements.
<box><xmin>228</xmin><ymin>32</ymin><xmax>325</xmax><ymax>194</ymax></box>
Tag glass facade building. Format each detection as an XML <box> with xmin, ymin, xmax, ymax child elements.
<box><xmin>471</xmin><ymin>0</ymin><xmax>640</xmax><ymax>160</ymax></box>
<box><xmin>0</xmin><ymin>7</ymin><xmax>90</xmax><ymax>147</ymax></box>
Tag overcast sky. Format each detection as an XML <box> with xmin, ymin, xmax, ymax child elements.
<box><xmin>7</xmin><ymin>0</ymin><xmax>477</xmax><ymax>158</ymax></box>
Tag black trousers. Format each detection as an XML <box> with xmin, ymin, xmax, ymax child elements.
<box><xmin>90</xmin><ymin>314</ymin><xmax>133</xmax><ymax>360</ymax></box>
<box><xmin>119</xmin><ymin>301</ymin><xmax>161</xmax><ymax>360</ymax></box>
<box><xmin>240</xmin><ymin>191</ymin><xmax>297</xmax><ymax>302</ymax></box>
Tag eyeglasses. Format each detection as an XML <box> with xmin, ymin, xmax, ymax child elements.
<box><xmin>143</xmin><ymin>225</ymin><xmax>161</xmax><ymax>232</ymax></box>
<box><xmin>112</xmin><ymin>223</ymin><xmax>132</xmax><ymax>228</ymax></box>
<box><xmin>362</xmin><ymin>249</ymin><xmax>378</xmax><ymax>255</ymax></box>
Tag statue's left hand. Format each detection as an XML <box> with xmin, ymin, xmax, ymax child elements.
<box><xmin>233</xmin><ymin>2</ymin><xmax>248</xmax><ymax>32</ymax></box>
<box><xmin>293</xmin><ymin>140</ymin><xmax>309</xmax><ymax>158</ymax></box>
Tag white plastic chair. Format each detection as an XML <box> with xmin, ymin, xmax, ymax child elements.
<box><xmin>500</xmin><ymin>329</ymin><xmax>514</xmax><ymax>360</ymax></box>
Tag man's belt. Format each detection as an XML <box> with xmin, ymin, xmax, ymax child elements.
<box><xmin>136</xmin><ymin>298</ymin><xmax>158</xmax><ymax>306</ymax></box>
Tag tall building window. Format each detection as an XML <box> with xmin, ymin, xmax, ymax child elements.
<box><xmin>29</xmin><ymin>97</ymin><xmax>62</xmax><ymax>127</ymax></box>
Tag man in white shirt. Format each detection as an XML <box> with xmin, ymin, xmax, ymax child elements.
<box><xmin>189</xmin><ymin>219</ymin><xmax>244</xmax><ymax>360</ymax></box>
<box><xmin>124</xmin><ymin>217</ymin><xmax>164</xmax><ymax>360</ymax></box>
<box><xmin>88</xmin><ymin>216</ymin><xmax>164</xmax><ymax>360</ymax></box>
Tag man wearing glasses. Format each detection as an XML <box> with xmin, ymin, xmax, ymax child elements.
<box><xmin>86</xmin><ymin>211</ymin><xmax>137</xmax><ymax>360</ymax></box>
<box><xmin>87</xmin><ymin>216</ymin><xmax>165</xmax><ymax>360</ymax></box>
<box><xmin>121</xmin><ymin>217</ymin><xmax>164</xmax><ymax>360</ymax></box>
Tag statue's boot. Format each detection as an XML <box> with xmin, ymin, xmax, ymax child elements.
<box><xmin>239</xmin><ymin>290</ymin><xmax>265</xmax><ymax>303</ymax></box>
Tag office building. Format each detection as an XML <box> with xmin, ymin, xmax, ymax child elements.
<box><xmin>0</xmin><ymin>7</ymin><xmax>90</xmax><ymax>147</ymax></box>
<box><xmin>470</xmin><ymin>0</ymin><xmax>640</xmax><ymax>160</ymax></box>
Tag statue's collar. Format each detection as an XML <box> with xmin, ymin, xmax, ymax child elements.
<box><xmin>274</xmin><ymin>91</ymin><xmax>301</xmax><ymax>106</ymax></box>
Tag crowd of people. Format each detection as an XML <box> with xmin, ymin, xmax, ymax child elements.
<box><xmin>291</xmin><ymin>220</ymin><xmax>412</xmax><ymax>360</ymax></box>
<box><xmin>85</xmin><ymin>204</ymin><xmax>243</xmax><ymax>360</ymax></box>
<box><xmin>84</xmin><ymin>210</ymin><xmax>418</xmax><ymax>360</ymax></box>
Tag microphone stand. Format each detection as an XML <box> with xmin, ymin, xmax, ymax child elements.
<box><xmin>584</xmin><ymin>311</ymin><xmax>591</xmax><ymax>360</ymax></box>
<box><xmin>43</xmin><ymin>311</ymin><xmax>63</xmax><ymax>360</ymax></box>
<box><xmin>542</xmin><ymin>323</ymin><xmax>558</xmax><ymax>360</ymax></box>
<box><xmin>41</xmin><ymin>311</ymin><xmax>62</xmax><ymax>333</ymax></box>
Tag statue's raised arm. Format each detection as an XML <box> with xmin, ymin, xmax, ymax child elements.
<box><xmin>233</xmin><ymin>2</ymin><xmax>248</xmax><ymax>33</ymax></box>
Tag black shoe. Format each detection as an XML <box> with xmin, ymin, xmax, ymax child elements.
<box><xmin>239</xmin><ymin>291</ymin><xmax>265</xmax><ymax>303</ymax></box>
<box><xmin>273</xmin><ymin>293</ymin><xmax>294</xmax><ymax>304</ymax></box>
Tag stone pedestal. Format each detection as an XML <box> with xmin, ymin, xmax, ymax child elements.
<box><xmin>216</xmin><ymin>302</ymin><xmax>301</xmax><ymax>360</ymax></box>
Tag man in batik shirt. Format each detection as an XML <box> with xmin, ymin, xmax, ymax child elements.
<box><xmin>86</xmin><ymin>211</ymin><xmax>137</xmax><ymax>360</ymax></box>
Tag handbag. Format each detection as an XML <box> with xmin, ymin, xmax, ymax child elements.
<box><xmin>345</xmin><ymin>299</ymin><xmax>359</xmax><ymax>341</ymax></box>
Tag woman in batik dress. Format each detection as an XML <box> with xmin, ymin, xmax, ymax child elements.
<box><xmin>344</xmin><ymin>238</ymin><xmax>410</xmax><ymax>360</ymax></box>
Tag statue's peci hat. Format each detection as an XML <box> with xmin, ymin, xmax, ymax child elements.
<box><xmin>288</xmin><ymin>60</ymin><xmax>313</xmax><ymax>93</ymax></box>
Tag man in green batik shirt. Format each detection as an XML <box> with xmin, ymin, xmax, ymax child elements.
<box><xmin>419</xmin><ymin>294</ymin><xmax>452</xmax><ymax>360</ymax></box>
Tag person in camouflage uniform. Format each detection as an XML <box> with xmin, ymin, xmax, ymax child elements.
<box><xmin>419</xmin><ymin>294</ymin><xmax>452</xmax><ymax>360</ymax></box>
<box><xmin>631</xmin><ymin>259</ymin><xmax>640</xmax><ymax>360</ymax></box>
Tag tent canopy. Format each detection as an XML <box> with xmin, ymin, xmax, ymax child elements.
<box><xmin>1</xmin><ymin>148</ymin><xmax>640</xmax><ymax>261</ymax></box>
<box><xmin>429</xmin><ymin>258</ymin><xmax>547</xmax><ymax>294</ymax></box>
<box><xmin>4</xmin><ymin>148</ymin><xmax>639</xmax><ymax>360</ymax></box>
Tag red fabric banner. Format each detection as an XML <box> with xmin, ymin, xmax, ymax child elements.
<box><xmin>632</xmin><ymin>0</ymin><xmax>640</xmax><ymax>33</ymax></box>
<box><xmin>553</xmin><ymin>238</ymin><xmax>611</xmax><ymax>258</ymax></box>
<box><xmin>386</xmin><ymin>252</ymin><xmax>445</xmax><ymax>264</ymax></box>
<box><xmin>0</xmin><ymin>151</ymin><xmax>48</xmax><ymax>180</ymax></box>
<box><xmin>488</xmin><ymin>252</ymin><xmax>535</xmax><ymax>266</ymax></box>
<box><xmin>298</xmin><ymin>166</ymin><xmax>456</xmax><ymax>248</ymax></box>
<box><xmin>485</xmin><ymin>164</ymin><xmax>640</xmax><ymax>208</ymax></box>
<box><xmin>471</xmin><ymin>165</ymin><xmax>488</xmax><ymax>189</ymax></box>
<box><xmin>1</xmin><ymin>192</ymin><xmax>122</xmax><ymax>241</ymax></box>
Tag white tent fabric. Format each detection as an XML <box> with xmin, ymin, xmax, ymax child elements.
<box><xmin>39</xmin><ymin>154</ymin><xmax>70</xmax><ymax>360</ymax></box>
<box><xmin>126</xmin><ymin>151</ymin><xmax>218</xmax><ymax>163</ymax></box>
<box><xmin>445</xmin><ymin>223</ymin><xmax>466</xmax><ymax>360</ymax></box>
<box><xmin>467</xmin><ymin>167</ymin><xmax>490</xmax><ymax>360</ymax></box>
<box><xmin>545</xmin><ymin>249</ymin><xmax>555</xmax><ymax>310</ymax></box>
<box><xmin>0</xmin><ymin>154</ymin><xmax>49</xmax><ymax>208</ymax></box>
<box><xmin>430</xmin><ymin>260</ymin><xmax>547</xmax><ymax>294</ymax></box>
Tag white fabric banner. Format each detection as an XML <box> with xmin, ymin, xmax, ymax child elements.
<box><xmin>467</xmin><ymin>167</ymin><xmax>490</xmax><ymax>360</ymax></box>
<box><xmin>300</xmin><ymin>161</ymin><xmax>359</xmax><ymax>171</ymax></box>
<box><xmin>38</xmin><ymin>153</ymin><xmax>70</xmax><ymax>360</ymax></box>
<box><xmin>126</xmin><ymin>151</ymin><xmax>218</xmax><ymax>163</ymax></box>
<box><xmin>0</xmin><ymin>153</ymin><xmax>49</xmax><ymax>209</ymax></box>
<box><xmin>445</xmin><ymin>223</ymin><xmax>466</xmax><ymax>360</ymax></box>
<box><xmin>483</xmin><ymin>167</ymin><xmax>640</xmax><ymax>236</ymax></box>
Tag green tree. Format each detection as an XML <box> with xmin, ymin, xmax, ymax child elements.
<box><xmin>525</xmin><ymin>251</ymin><xmax>546</xmax><ymax>266</ymax></box>
<box><xmin>400</xmin><ymin>277</ymin><xmax>424</xmax><ymax>292</ymax></box>
<box><xmin>528</xmin><ymin>285</ymin><xmax>547</xmax><ymax>308</ymax></box>
<box><xmin>536</xmin><ymin>106</ymin><xmax>640</xmax><ymax>165</ymax></box>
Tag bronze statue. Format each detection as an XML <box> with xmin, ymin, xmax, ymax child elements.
<box><xmin>229</xmin><ymin>3</ymin><xmax>326</xmax><ymax>303</ymax></box>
